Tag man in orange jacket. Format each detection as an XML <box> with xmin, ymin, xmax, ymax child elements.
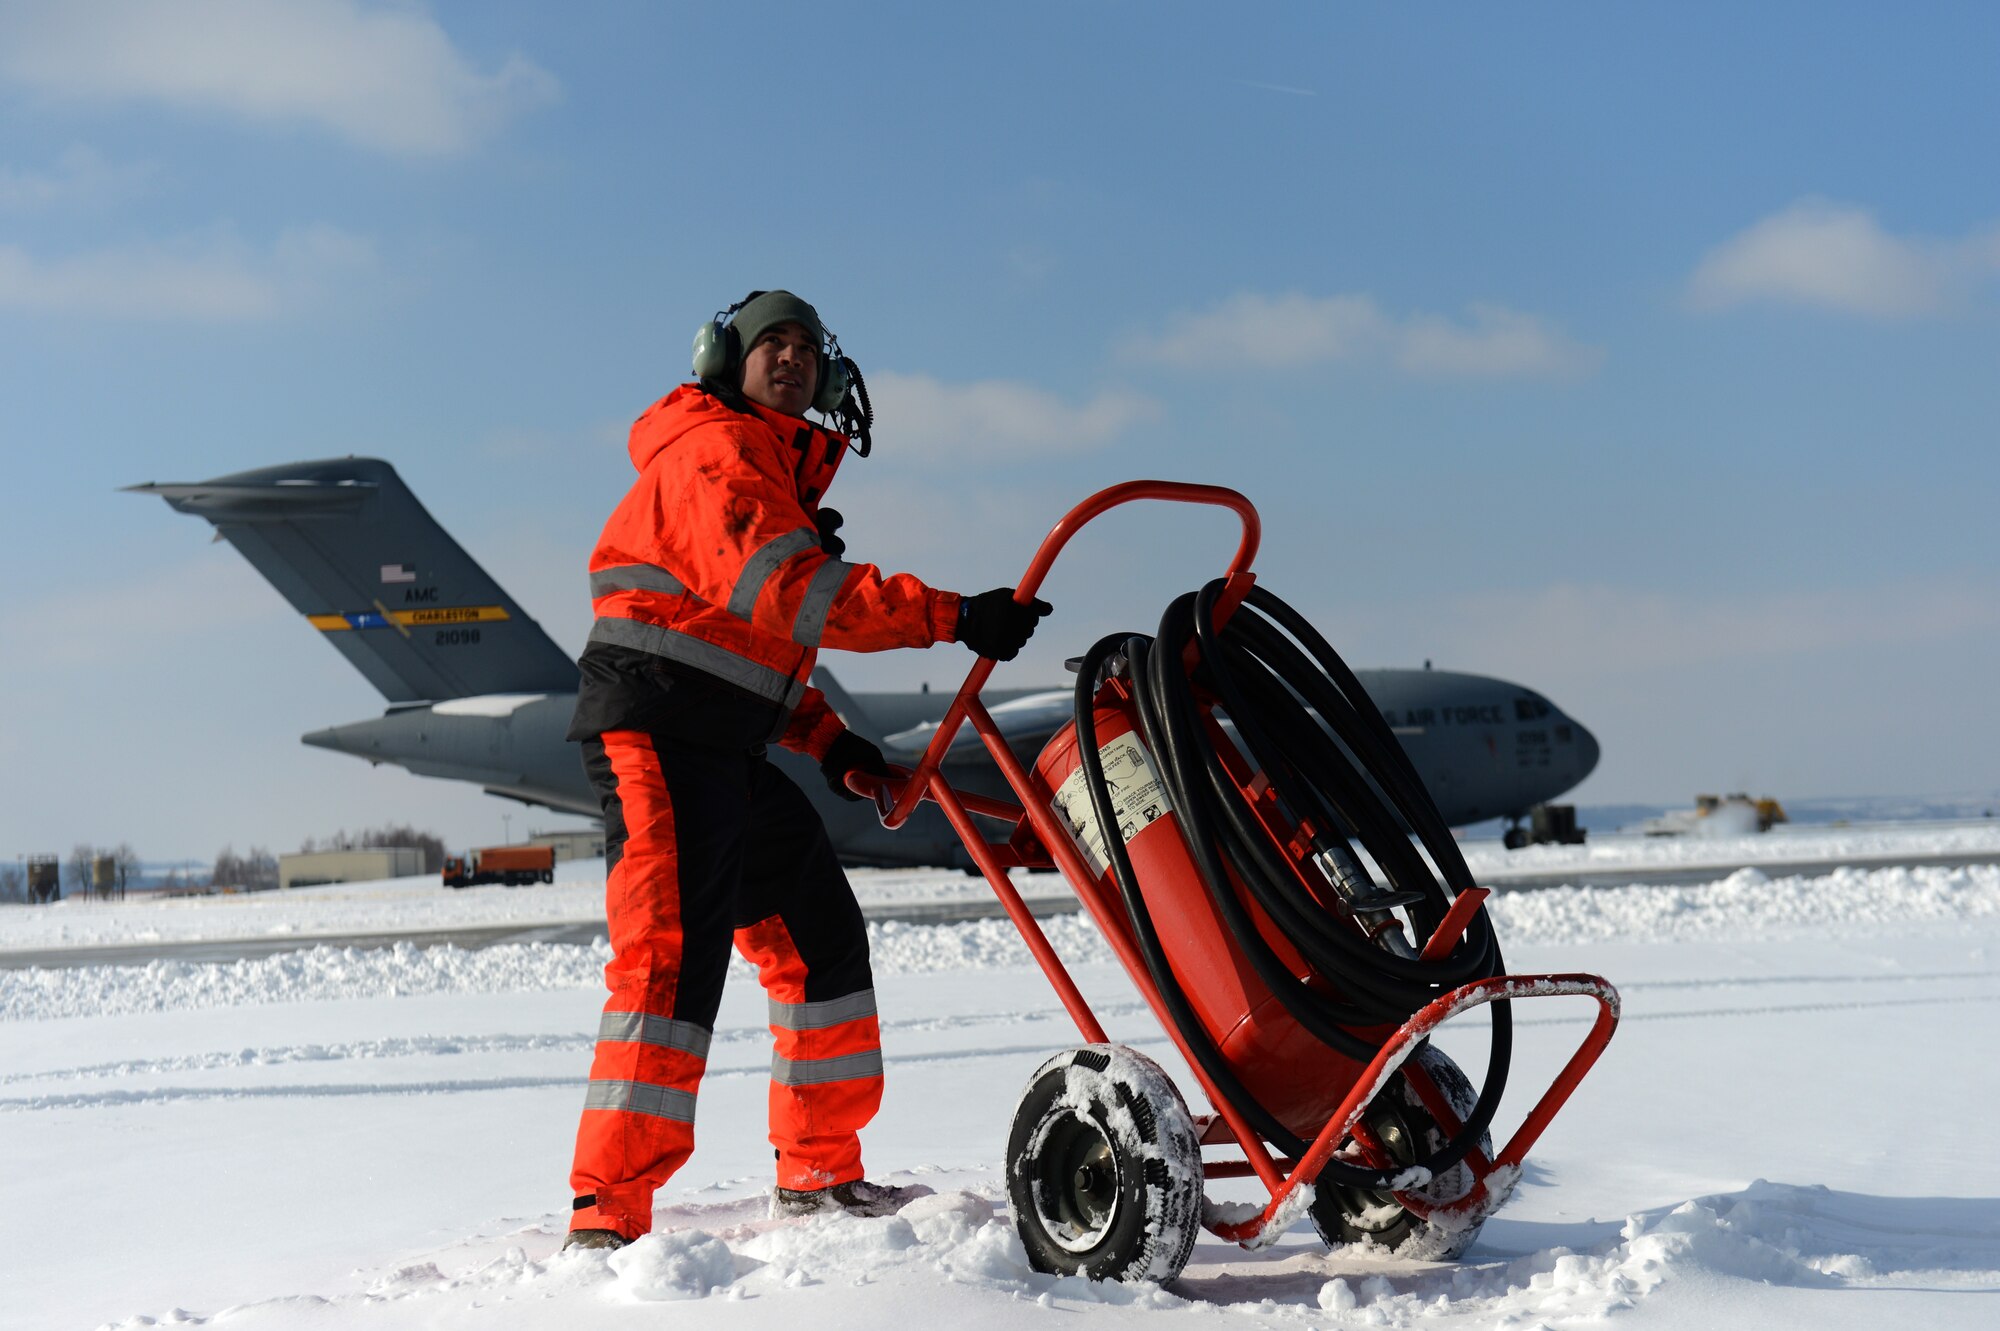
<box><xmin>563</xmin><ymin>290</ymin><xmax>1050</xmax><ymax>1249</ymax></box>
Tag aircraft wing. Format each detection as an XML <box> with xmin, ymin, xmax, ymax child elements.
<box><xmin>880</xmin><ymin>689</ymin><xmax>1075</xmax><ymax>767</ymax></box>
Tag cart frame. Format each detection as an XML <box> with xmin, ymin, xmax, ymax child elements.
<box><xmin>857</xmin><ymin>480</ymin><xmax>1619</xmax><ymax>1246</ymax></box>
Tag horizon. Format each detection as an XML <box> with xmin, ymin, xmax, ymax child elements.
<box><xmin>17</xmin><ymin>791</ymin><xmax>2000</xmax><ymax>896</ymax></box>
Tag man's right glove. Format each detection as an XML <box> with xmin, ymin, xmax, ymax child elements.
<box><xmin>819</xmin><ymin>729</ymin><xmax>893</xmax><ymax>803</ymax></box>
<box><xmin>956</xmin><ymin>587</ymin><xmax>1053</xmax><ymax>662</ymax></box>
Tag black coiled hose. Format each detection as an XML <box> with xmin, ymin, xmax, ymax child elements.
<box><xmin>1070</xmin><ymin>580</ymin><xmax>1512</xmax><ymax>1188</ymax></box>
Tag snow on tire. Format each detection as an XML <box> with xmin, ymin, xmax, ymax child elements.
<box><xmin>1309</xmin><ymin>1043</ymin><xmax>1510</xmax><ymax>1260</ymax></box>
<box><xmin>1005</xmin><ymin>1044</ymin><xmax>1202</xmax><ymax>1283</ymax></box>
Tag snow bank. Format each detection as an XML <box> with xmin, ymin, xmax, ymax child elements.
<box><xmin>1485</xmin><ymin>863</ymin><xmax>2000</xmax><ymax>945</ymax></box>
<box><xmin>0</xmin><ymin>864</ymin><xmax>1075</xmax><ymax>952</ymax></box>
<box><xmin>0</xmin><ymin>911</ymin><xmax>1128</xmax><ymax>1021</ymax></box>
<box><xmin>8</xmin><ymin>865</ymin><xmax>1998</xmax><ymax>1020</ymax></box>
<box><xmin>0</xmin><ymin>939</ymin><xmax>610</xmax><ymax>1021</ymax></box>
<box><xmin>867</xmin><ymin>910</ymin><xmax>1114</xmax><ymax>973</ymax></box>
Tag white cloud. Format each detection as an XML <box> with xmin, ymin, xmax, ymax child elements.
<box><xmin>1127</xmin><ymin>292</ymin><xmax>1380</xmax><ymax>368</ymax></box>
<box><xmin>1121</xmin><ymin>291</ymin><xmax>1600</xmax><ymax>379</ymax></box>
<box><xmin>0</xmin><ymin>223</ymin><xmax>375</xmax><ymax>321</ymax></box>
<box><xmin>1395</xmin><ymin>303</ymin><xmax>1604</xmax><ymax>377</ymax></box>
<box><xmin>0</xmin><ymin>0</ymin><xmax>557</xmax><ymax>155</ymax></box>
<box><xmin>0</xmin><ymin>145</ymin><xmax>155</xmax><ymax>211</ymax></box>
<box><xmin>1688</xmin><ymin>199</ymin><xmax>2000</xmax><ymax>317</ymax></box>
<box><xmin>865</xmin><ymin>372</ymin><xmax>1161</xmax><ymax>460</ymax></box>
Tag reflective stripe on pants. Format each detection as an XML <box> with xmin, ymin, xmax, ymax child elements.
<box><xmin>569</xmin><ymin>731</ymin><xmax>706</xmax><ymax>1241</ymax></box>
<box><xmin>569</xmin><ymin>728</ymin><xmax>880</xmax><ymax>1236</ymax></box>
<box><xmin>739</xmin><ymin>918</ymin><xmax>884</xmax><ymax>1191</ymax></box>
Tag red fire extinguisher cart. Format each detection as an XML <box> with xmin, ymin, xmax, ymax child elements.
<box><xmin>855</xmin><ymin>481</ymin><xmax>1618</xmax><ymax>1283</ymax></box>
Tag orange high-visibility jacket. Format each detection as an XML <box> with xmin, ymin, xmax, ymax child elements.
<box><xmin>585</xmin><ymin>385</ymin><xmax>961</xmax><ymax>761</ymax></box>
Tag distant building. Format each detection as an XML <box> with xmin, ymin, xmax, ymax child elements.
<box><xmin>527</xmin><ymin>829</ymin><xmax>606</xmax><ymax>863</ymax></box>
<box><xmin>279</xmin><ymin>847</ymin><xmax>425</xmax><ymax>889</ymax></box>
<box><xmin>26</xmin><ymin>856</ymin><xmax>60</xmax><ymax>904</ymax></box>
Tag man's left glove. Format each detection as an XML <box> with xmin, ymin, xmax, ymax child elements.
<box><xmin>814</xmin><ymin>508</ymin><xmax>846</xmax><ymax>559</ymax></box>
<box><xmin>819</xmin><ymin>729</ymin><xmax>892</xmax><ymax>802</ymax></box>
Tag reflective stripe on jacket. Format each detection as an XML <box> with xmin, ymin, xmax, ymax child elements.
<box><xmin>585</xmin><ymin>385</ymin><xmax>960</xmax><ymax>760</ymax></box>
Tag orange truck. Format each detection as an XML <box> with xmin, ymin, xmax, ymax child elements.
<box><xmin>442</xmin><ymin>844</ymin><xmax>556</xmax><ymax>888</ymax></box>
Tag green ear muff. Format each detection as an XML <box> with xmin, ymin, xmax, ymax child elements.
<box><xmin>691</xmin><ymin>320</ymin><xmax>736</xmax><ymax>380</ymax></box>
<box><xmin>813</xmin><ymin>355</ymin><xmax>850</xmax><ymax>415</ymax></box>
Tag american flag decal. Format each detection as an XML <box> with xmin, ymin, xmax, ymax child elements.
<box><xmin>380</xmin><ymin>563</ymin><xmax>416</xmax><ymax>584</ymax></box>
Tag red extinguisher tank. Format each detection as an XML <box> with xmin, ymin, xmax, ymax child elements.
<box><xmin>1027</xmin><ymin>682</ymin><xmax>1379</xmax><ymax>1142</ymax></box>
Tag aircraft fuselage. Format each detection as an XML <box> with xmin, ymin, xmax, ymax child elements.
<box><xmin>301</xmin><ymin>669</ymin><xmax>1599</xmax><ymax>867</ymax></box>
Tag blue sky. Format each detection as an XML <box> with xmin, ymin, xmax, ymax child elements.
<box><xmin>3</xmin><ymin>1</ymin><xmax>1997</xmax><ymax>864</ymax></box>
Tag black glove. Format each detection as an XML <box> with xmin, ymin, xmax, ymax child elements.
<box><xmin>813</xmin><ymin>508</ymin><xmax>845</xmax><ymax>558</ymax></box>
<box><xmin>819</xmin><ymin>729</ymin><xmax>892</xmax><ymax>802</ymax></box>
<box><xmin>956</xmin><ymin>587</ymin><xmax>1052</xmax><ymax>662</ymax></box>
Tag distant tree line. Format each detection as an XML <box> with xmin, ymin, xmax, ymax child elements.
<box><xmin>211</xmin><ymin>845</ymin><xmax>279</xmax><ymax>892</ymax></box>
<box><xmin>70</xmin><ymin>843</ymin><xmax>139</xmax><ymax>898</ymax></box>
<box><xmin>299</xmin><ymin>824</ymin><xmax>445</xmax><ymax>875</ymax></box>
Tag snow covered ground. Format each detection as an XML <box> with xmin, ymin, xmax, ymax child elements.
<box><xmin>4</xmin><ymin>827</ymin><xmax>1999</xmax><ymax>1329</ymax></box>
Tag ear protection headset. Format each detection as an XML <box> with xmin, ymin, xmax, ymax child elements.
<box><xmin>691</xmin><ymin>290</ymin><xmax>851</xmax><ymax>416</ymax></box>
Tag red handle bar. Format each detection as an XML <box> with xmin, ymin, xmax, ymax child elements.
<box><xmin>879</xmin><ymin>480</ymin><xmax>1260</xmax><ymax>830</ymax></box>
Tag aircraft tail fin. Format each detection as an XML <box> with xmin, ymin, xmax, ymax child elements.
<box><xmin>129</xmin><ymin>457</ymin><xmax>578</xmax><ymax>703</ymax></box>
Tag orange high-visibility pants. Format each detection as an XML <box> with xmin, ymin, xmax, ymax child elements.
<box><xmin>568</xmin><ymin>729</ymin><xmax>882</xmax><ymax>1240</ymax></box>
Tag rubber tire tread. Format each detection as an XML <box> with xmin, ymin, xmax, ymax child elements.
<box><xmin>1005</xmin><ymin>1045</ymin><xmax>1202</xmax><ymax>1283</ymax></box>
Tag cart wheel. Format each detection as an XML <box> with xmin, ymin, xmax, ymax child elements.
<box><xmin>1006</xmin><ymin>1044</ymin><xmax>1202</xmax><ymax>1283</ymax></box>
<box><xmin>1310</xmin><ymin>1045</ymin><xmax>1507</xmax><ymax>1260</ymax></box>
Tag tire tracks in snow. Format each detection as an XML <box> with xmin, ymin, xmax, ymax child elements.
<box><xmin>0</xmin><ymin>1037</ymin><xmax>1158</xmax><ymax>1112</ymax></box>
<box><xmin>0</xmin><ymin>1000</ymin><xmax>1157</xmax><ymax>1110</ymax></box>
<box><xmin>12</xmin><ymin>968</ymin><xmax>1995</xmax><ymax>1111</ymax></box>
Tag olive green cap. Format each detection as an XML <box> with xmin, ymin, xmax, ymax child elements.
<box><xmin>729</xmin><ymin>290</ymin><xmax>825</xmax><ymax>357</ymax></box>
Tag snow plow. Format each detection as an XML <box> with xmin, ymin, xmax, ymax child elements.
<box><xmin>852</xmin><ymin>481</ymin><xmax>1619</xmax><ymax>1282</ymax></box>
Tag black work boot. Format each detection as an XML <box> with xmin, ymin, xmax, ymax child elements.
<box><xmin>771</xmin><ymin>1178</ymin><xmax>934</xmax><ymax>1219</ymax></box>
<box><xmin>562</xmin><ymin>1227</ymin><xmax>630</xmax><ymax>1251</ymax></box>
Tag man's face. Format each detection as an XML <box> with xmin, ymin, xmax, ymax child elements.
<box><xmin>740</xmin><ymin>321</ymin><xmax>820</xmax><ymax>416</ymax></box>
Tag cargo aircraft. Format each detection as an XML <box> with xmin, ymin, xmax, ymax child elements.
<box><xmin>132</xmin><ymin>458</ymin><xmax>1599</xmax><ymax>867</ymax></box>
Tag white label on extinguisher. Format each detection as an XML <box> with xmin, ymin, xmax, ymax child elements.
<box><xmin>1050</xmin><ymin>731</ymin><xmax>1175</xmax><ymax>878</ymax></box>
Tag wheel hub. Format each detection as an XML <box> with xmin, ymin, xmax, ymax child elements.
<box><xmin>1329</xmin><ymin>1104</ymin><xmax>1420</xmax><ymax>1235</ymax></box>
<box><xmin>1034</xmin><ymin>1112</ymin><xmax>1121</xmax><ymax>1250</ymax></box>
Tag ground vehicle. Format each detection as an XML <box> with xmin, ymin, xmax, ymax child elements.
<box><xmin>851</xmin><ymin>481</ymin><xmax>1619</xmax><ymax>1283</ymax></box>
<box><xmin>441</xmin><ymin>844</ymin><xmax>555</xmax><ymax>888</ymax></box>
